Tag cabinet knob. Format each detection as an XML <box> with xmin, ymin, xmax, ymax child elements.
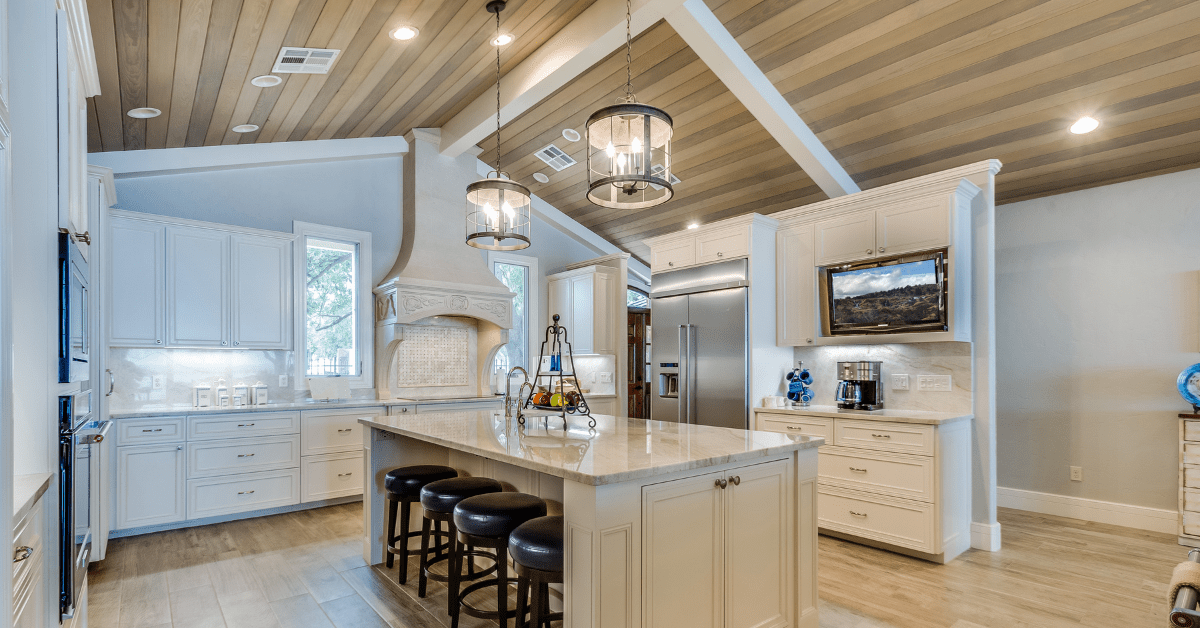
<box><xmin>13</xmin><ymin>546</ymin><xmax>33</xmax><ymax>563</ymax></box>
<box><xmin>849</xmin><ymin>510</ymin><xmax>867</xmax><ymax>517</ymax></box>
<box><xmin>730</xmin><ymin>475</ymin><xmax>740</xmax><ymax>486</ymax></box>
<box><xmin>878</xmin><ymin>247</ymin><xmax>885</xmax><ymax>253</ymax></box>
<box><xmin>156</xmin><ymin>339</ymin><xmax>162</xmax><ymax>344</ymax></box>
<box><xmin>338</xmin><ymin>472</ymin><xmax>353</xmax><ymax>477</ymax></box>
<box><xmin>717</xmin><ymin>252</ymin><xmax>723</xmax><ymax>257</ymax></box>
<box><xmin>177</xmin><ymin>446</ymin><xmax>183</xmax><ymax>450</ymax></box>
<box><xmin>221</xmin><ymin>341</ymin><xmax>227</xmax><ymax>346</ymax></box>
<box><xmin>337</xmin><ymin>428</ymin><xmax>352</xmax><ymax>433</ymax></box>
<box><xmin>806</xmin><ymin>338</ymin><xmax>813</xmax><ymax>344</ymax></box>
<box><xmin>234</xmin><ymin>341</ymin><xmax>240</xmax><ymax>346</ymax></box>
<box><xmin>866</xmin><ymin>248</ymin><xmax>873</xmax><ymax>254</ymax></box>
<box><xmin>715</xmin><ymin>478</ymin><xmax>728</xmax><ymax>489</ymax></box>
<box><xmin>668</xmin><ymin>262</ymin><xmax>674</xmax><ymax>267</ymax></box>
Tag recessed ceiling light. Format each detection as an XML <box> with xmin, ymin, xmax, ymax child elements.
<box><xmin>687</xmin><ymin>223</ymin><xmax>699</xmax><ymax>230</ymax></box>
<box><xmin>491</xmin><ymin>33</ymin><xmax>514</xmax><ymax>46</ymax></box>
<box><xmin>127</xmin><ymin>107</ymin><xmax>161</xmax><ymax>119</ymax></box>
<box><xmin>533</xmin><ymin>173</ymin><xmax>549</xmax><ymax>183</ymax></box>
<box><xmin>561</xmin><ymin>128</ymin><xmax>580</xmax><ymax>142</ymax></box>
<box><xmin>1070</xmin><ymin>116</ymin><xmax>1099</xmax><ymax>134</ymax></box>
<box><xmin>232</xmin><ymin>124</ymin><xmax>259</xmax><ymax>133</ymax></box>
<box><xmin>390</xmin><ymin>26</ymin><xmax>418</xmax><ymax>40</ymax></box>
<box><xmin>250</xmin><ymin>74</ymin><xmax>282</xmax><ymax>87</ymax></box>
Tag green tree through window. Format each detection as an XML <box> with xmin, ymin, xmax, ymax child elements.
<box><xmin>493</xmin><ymin>262</ymin><xmax>527</xmax><ymax>371</ymax></box>
<box><xmin>306</xmin><ymin>238</ymin><xmax>358</xmax><ymax>376</ymax></box>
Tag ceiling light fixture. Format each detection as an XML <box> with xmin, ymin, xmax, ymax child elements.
<box><xmin>687</xmin><ymin>223</ymin><xmax>699</xmax><ymax>229</ymax></box>
<box><xmin>232</xmin><ymin>124</ymin><xmax>259</xmax><ymax>133</ymax></box>
<box><xmin>585</xmin><ymin>0</ymin><xmax>673</xmax><ymax>209</ymax></box>
<box><xmin>465</xmin><ymin>1</ymin><xmax>530</xmax><ymax>251</ymax></box>
<box><xmin>533</xmin><ymin>173</ymin><xmax>549</xmax><ymax>184</ymax></box>
<box><xmin>127</xmin><ymin>107</ymin><xmax>161</xmax><ymax>119</ymax></box>
<box><xmin>491</xmin><ymin>33</ymin><xmax>514</xmax><ymax>46</ymax></box>
<box><xmin>1070</xmin><ymin>116</ymin><xmax>1099</xmax><ymax>134</ymax></box>
<box><xmin>561</xmin><ymin>128</ymin><xmax>580</xmax><ymax>142</ymax></box>
<box><xmin>250</xmin><ymin>74</ymin><xmax>283</xmax><ymax>87</ymax></box>
<box><xmin>390</xmin><ymin>26</ymin><xmax>419</xmax><ymax>40</ymax></box>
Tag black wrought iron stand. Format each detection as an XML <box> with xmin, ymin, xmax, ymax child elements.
<box><xmin>518</xmin><ymin>314</ymin><xmax>596</xmax><ymax>429</ymax></box>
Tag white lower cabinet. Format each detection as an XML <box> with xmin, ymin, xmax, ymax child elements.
<box><xmin>13</xmin><ymin>491</ymin><xmax>46</xmax><ymax>628</ymax></box>
<box><xmin>187</xmin><ymin>434</ymin><xmax>301</xmax><ymax>478</ymax></box>
<box><xmin>587</xmin><ymin>396</ymin><xmax>618</xmax><ymax>415</ymax></box>
<box><xmin>301</xmin><ymin>452</ymin><xmax>363</xmax><ymax>502</ymax></box>
<box><xmin>642</xmin><ymin>459</ymin><xmax>792</xmax><ymax>628</ymax></box>
<box><xmin>117</xmin><ymin>443</ymin><xmax>186</xmax><ymax>529</ymax></box>
<box><xmin>187</xmin><ymin>469</ymin><xmax>300</xmax><ymax>519</ymax></box>
<box><xmin>298</xmin><ymin>408</ymin><xmax>378</xmax><ymax>502</ymax></box>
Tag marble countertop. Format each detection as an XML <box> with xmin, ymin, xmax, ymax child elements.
<box><xmin>14</xmin><ymin>473</ymin><xmax>52</xmax><ymax>523</ymax></box>
<box><xmin>110</xmin><ymin>396</ymin><xmax>502</xmax><ymax>419</ymax></box>
<box><xmin>361</xmin><ymin>410</ymin><xmax>823</xmax><ymax>486</ymax></box>
<box><xmin>753</xmin><ymin>404</ymin><xmax>972</xmax><ymax>425</ymax></box>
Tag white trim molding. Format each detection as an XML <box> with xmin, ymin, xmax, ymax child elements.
<box><xmin>486</xmin><ymin>252</ymin><xmax>541</xmax><ymax>375</ymax></box>
<box><xmin>970</xmin><ymin>522</ymin><xmax>1002</xmax><ymax>552</ymax></box>
<box><xmin>998</xmin><ymin>486</ymin><xmax>1177</xmax><ymax>534</ymax></box>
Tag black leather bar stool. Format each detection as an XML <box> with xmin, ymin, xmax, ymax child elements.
<box><xmin>450</xmin><ymin>492</ymin><xmax>547</xmax><ymax>628</ymax></box>
<box><xmin>417</xmin><ymin>477</ymin><xmax>504</xmax><ymax>608</ymax></box>
<box><xmin>383</xmin><ymin>465</ymin><xmax>458</xmax><ymax>584</ymax></box>
<box><xmin>510</xmin><ymin>516</ymin><xmax>564</xmax><ymax>628</ymax></box>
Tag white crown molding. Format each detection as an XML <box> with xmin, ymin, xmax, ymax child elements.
<box><xmin>998</xmin><ymin>486</ymin><xmax>1176</xmax><ymax>534</ymax></box>
<box><xmin>88</xmin><ymin>136</ymin><xmax>410</xmax><ymax>178</ymax></box>
<box><xmin>642</xmin><ymin>211</ymin><xmax>779</xmax><ymax>247</ymax></box>
<box><xmin>87</xmin><ymin>165</ymin><xmax>117</xmax><ymax>207</ymax></box>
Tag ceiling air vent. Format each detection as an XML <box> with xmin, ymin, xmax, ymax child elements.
<box><xmin>272</xmin><ymin>47</ymin><xmax>341</xmax><ymax>74</ymax></box>
<box><xmin>534</xmin><ymin>144</ymin><xmax>576</xmax><ymax>171</ymax></box>
<box><xmin>649</xmin><ymin>163</ymin><xmax>681</xmax><ymax>190</ymax></box>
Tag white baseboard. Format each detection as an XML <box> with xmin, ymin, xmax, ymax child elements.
<box><xmin>970</xmin><ymin>521</ymin><xmax>1001</xmax><ymax>552</ymax></box>
<box><xmin>997</xmin><ymin>486</ymin><xmax>1176</xmax><ymax>534</ymax></box>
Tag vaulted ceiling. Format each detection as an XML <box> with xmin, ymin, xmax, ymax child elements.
<box><xmin>87</xmin><ymin>0</ymin><xmax>1200</xmax><ymax>263</ymax></box>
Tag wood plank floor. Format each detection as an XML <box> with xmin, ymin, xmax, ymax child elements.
<box><xmin>88</xmin><ymin>504</ymin><xmax>1182</xmax><ymax>628</ymax></box>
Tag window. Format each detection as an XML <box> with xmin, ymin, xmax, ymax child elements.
<box><xmin>628</xmin><ymin>286</ymin><xmax>650</xmax><ymax>309</ymax></box>
<box><xmin>293</xmin><ymin>223</ymin><xmax>373</xmax><ymax>388</ymax></box>
<box><xmin>488</xmin><ymin>252</ymin><xmax>539</xmax><ymax>375</ymax></box>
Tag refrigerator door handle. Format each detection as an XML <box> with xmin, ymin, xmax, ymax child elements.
<box><xmin>678</xmin><ymin>325</ymin><xmax>689</xmax><ymax>424</ymax></box>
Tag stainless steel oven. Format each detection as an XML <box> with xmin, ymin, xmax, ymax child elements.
<box><xmin>59</xmin><ymin>389</ymin><xmax>107</xmax><ymax>620</ymax></box>
<box><xmin>59</xmin><ymin>231</ymin><xmax>89</xmax><ymax>383</ymax></box>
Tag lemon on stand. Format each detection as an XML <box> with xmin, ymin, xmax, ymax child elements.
<box><xmin>549</xmin><ymin>393</ymin><xmax>564</xmax><ymax>408</ymax></box>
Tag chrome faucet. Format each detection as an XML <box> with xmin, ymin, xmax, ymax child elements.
<box><xmin>504</xmin><ymin>366</ymin><xmax>530</xmax><ymax>418</ymax></box>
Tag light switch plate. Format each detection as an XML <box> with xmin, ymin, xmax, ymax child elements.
<box><xmin>1070</xmin><ymin>466</ymin><xmax>1083</xmax><ymax>482</ymax></box>
<box><xmin>152</xmin><ymin>375</ymin><xmax>164</xmax><ymax>390</ymax></box>
<box><xmin>891</xmin><ymin>374</ymin><xmax>909</xmax><ymax>390</ymax></box>
<box><xmin>600</xmin><ymin>372</ymin><xmax>613</xmax><ymax>383</ymax></box>
<box><xmin>917</xmin><ymin>374</ymin><xmax>952</xmax><ymax>391</ymax></box>
<box><xmin>279</xmin><ymin>375</ymin><xmax>288</xmax><ymax>387</ymax></box>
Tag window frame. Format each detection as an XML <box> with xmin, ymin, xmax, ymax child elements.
<box><xmin>292</xmin><ymin>221</ymin><xmax>373</xmax><ymax>391</ymax></box>
<box><xmin>486</xmin><ymin>251</ymin><xmax>540</xmax><ymax>374</ymax></box>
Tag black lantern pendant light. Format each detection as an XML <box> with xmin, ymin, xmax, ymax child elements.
<box><xmin>585</xmin><ymin>0</ymin><xmax>674</xmax><ymax>209</ymax></box>
<box><xmin>465</xmin><ymin>0</ymin><xmax>531</xmax><ymax>251</ymax></box>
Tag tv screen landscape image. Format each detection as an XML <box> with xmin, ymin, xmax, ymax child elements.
<box><xmin>829</xmin><ymin>257</ymin><xmax>944</xmax><ymax>332</ymax></box>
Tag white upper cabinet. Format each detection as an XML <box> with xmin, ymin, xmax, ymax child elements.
<box><xmin>875</xmin><ymin>197</ymin><xmax>951</xmax><ymax>257</ymax></box>
<box><xmin>814</xmin><ymin>212</ymin><xmax>877</xmax><ymax>266</ymax></box>
<box><xmin>695</xmin><ymin>225</ymin><xmax>750</xmax><ymax>265</ymax></box>
<box><xmin>570</xmin><ymin>274</ymin><xmax>595</xmax><ymax>353</ymax></box>
<box><xmin>110</xmin><ymin>217</ymin><xmax>165</xmax><ymax>347</ymax></box>
<box><xmin>646</xmin><ymin>216</ymin><xmax>768</xmax><ymax>274</ymax></box>
<box><xmin>776</xmin><ymin>224</ymin><xmax>816</xmax><ymax>347</ymax></box>
<box><xmin>231</xmin><ymin>235</ymin><xmax>291</xmax><ymax>349</ymax></box>
<box><xmin>650</xmin><ymin>237</ymin><xmax>697</xmax><ymax>273</ymax></box>
<box><xmin>547</xmin><ymin>265</ymin><xmax>618</xmax><ymax>355</ymax></box>
<box><xmin>167</xmin><ymin>226</ymin><xmax>230</xmax><ymax>347</ymax></box>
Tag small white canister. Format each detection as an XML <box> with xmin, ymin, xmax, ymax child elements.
<box><xmin>232</xmin><ymin>383</ymin><xmax>249</xmax><ymax>407</ymax></box>
<box><xmin>193</xmin><ymin>383</ymin><xmax>212</xmax><ymax>408</ymax></box>
<box><xmin>251</xmin><ymin>382</ymin><xmax>268</xmax><ymax>406</ymax></box>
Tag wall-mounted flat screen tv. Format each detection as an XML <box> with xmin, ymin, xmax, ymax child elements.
<box><xmin>823</xmin><ymin>250</ymin><xmax>948</xmax><ymax>336</ymax></box>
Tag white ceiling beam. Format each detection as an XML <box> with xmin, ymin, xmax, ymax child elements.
<box><xmin>439</xmin><ymin>0</ymin><xmax>685</xmax><ymax>158</ymax></box>
<box><xmin>665</xmin><ymin>0</ymin><xmax>860</xmax><ymax>197</ymax></box>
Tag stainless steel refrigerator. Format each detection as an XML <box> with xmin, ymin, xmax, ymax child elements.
<box><xmin>651</xmin><ymin>259</ymin><xmax>749</xmax><ymax>429</ymax></box>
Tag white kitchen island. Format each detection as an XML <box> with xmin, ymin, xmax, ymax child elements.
<box><xmin>360</xmin><ymin>410</ymin><xmax>823</xmax><ymax>628</ymax></box>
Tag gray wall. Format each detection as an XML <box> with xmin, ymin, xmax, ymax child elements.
<box><xmin>996</xmin><ymin>167</ymin><xmax>1200</xmax><ymax>511</ymax></box>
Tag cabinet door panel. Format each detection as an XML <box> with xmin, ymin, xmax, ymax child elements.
<box><xmin>725</xmin><ymin>459</ymin><xmax>792</xmax><ymax>628</ymax></box>
<box><xmin>815</xmin><ymin>213</ymin><xmax>876</xmax><ymax>265</ymax></box>
<box><xmin>696</xmin><ymin>226</ymin><xmax>749</xmax><ymax>264</ymax></box>
<box><xmin>775</xmin><ymin>225</ymin><xmax>815</xmax><ymax>346</ymax></box>
<box><xmin>571</xmin><ymin>274</ymin><xmax>594</xmax><ymax>353</ymax></box>
<box><xmin>116</xmin><ymin>444</ymin><xmax>185</xmax><ymax>529</ymax></box>
<box><xmin>548</xmin><ymin>277</ymin><xmax>571</xmax><ymax>337</ymax></box>
<box><xmin>166</xmin><ymin>227</ymin><xmax>229</xmax><ymax>346</ymax></box>
<box><xmin>651</xmin><ymin>238</ymin><xmax>696</xmax><ymax>273</ymax></box>
<box><xmin>109</xmin><ymin>218</ymin><xmax>165</xmax><ymax>346</ymax></box>
<box><xmin>876</xmin><ymin>198</ymin><xmax>950</xmax><ymax>256</ymax></box>
<box><xmin>642</xmin><ymin>472</ymin><xmax>724</xmax><ymax>628</ymax></box>
<box><xmin>231</xmin><ymin>235</ymin><xmax>291</xmax><ymax>349</ymax></box>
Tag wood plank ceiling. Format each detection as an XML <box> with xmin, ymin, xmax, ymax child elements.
<box><xmin>85</xmin><ymin>0</ymin><xmax>597</xmax><ymax>152</ymax></box>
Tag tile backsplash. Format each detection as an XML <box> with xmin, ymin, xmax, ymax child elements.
<box><xmin>793</xmin><ymin>342</ymin><xmax>972</xmax><ymax>414</ymax></box>
<box><xmin>108</xmin><ymin>348</ymin><xmax>297</xmax><ymax>411</ymax></box>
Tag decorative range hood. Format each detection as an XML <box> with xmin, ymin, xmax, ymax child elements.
<box><xmin>374</xmin><ymin>128</ymin><xmax>515</xmax><ymax>400</ymax></box>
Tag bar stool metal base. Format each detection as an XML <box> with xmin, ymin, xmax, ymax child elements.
<box><xmin>514</xmin><ymin>563</ymin><xmax>564</xmax><ymax>628</ymax></box>
<box><xmin>386</xmin><ymin>494</ymin><xmax>452</xmax><ymax>585</ymax></box>
<box><xmin>450</xmin><ymin>530</ymin><xmax>518</xmax><ymax>628</ymax></box>
<box><xmin>419</xmin><ymin>509</ymin><xmax>498</xmax><ymax>604</ymax></box>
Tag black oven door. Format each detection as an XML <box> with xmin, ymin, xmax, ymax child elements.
<box><xmin>60</xmin><ymin>415</ymin><xmax>103</xmax><ymax>619</ymax></box>
<box><xmin>59</xmin><ymin>231</ymin><xmax>89</xmax><ymax>384</ymax></box>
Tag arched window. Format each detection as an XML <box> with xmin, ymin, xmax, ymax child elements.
<box><xmin>627</xmin><ymin>286</ymin><xmax>650</xmax><ymax>310</ymax></box>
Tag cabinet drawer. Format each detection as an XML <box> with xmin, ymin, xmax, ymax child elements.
<box><xmin>756</xmin><ymin>413</ymin><xmax>833</xmax><ymax>440</ymax></box>
<box><xmin>115</xmin><ymin>417</ymin><xmax>186</xmax><ymax>445</ymax></box>
<box><xmin>1185</xmin><ymin>468</ymin><xmax>1200</xmax><ymax>490</ymax></box>
<box><xmin>187</xmin><ymin>435</ymin><xmax>300</xmax><ymax>478</ymax></box>
<box><xmin>695</xmin><ymin>226</ymin><xmax>749</xmax><ymax>264</ymax></box>
<box><xmin>301</xmin><ymin>409</ymin><xmax>381</xmax><ymax>456</ymax></box>
<box><xmin>1185</xmin><ymin>442</ymin><xmax>1200</xmax><ymax>466</ymax></box>
<box><xmin>416</xmin><ymin>400</ymin><xmax>503</xmax><ymax>413</ymax></box>
<box><xmin>818</xmin><ymin>485</ymin><xmax>934</xmax><ymax>553</ymax></box>
<box><xmin>301</xmin><ymin>452</ymin><xmax>364</xmax><ymax>503</ymax></box>
<box><xmin>1183</xmin><ymin>489</ymin><xmax>1200</xmax><ymax>514</ymax></box>
<box><xmin>12</xmin><ymin>499</ymin><xmax>44</xmax><ymax>603</ymax></box>
<box><xmin>388</xmin><ymin>404</ymin><xmax>416</xmax><ymax>416</ymax></box>
<box><xmin>1184</xmin><ymin>510</ymin><xmax>1200</xmax><ymax>537</ymax></box>
<box><xmin>819</xmin><ymin>446</ymin><xmax>934</xmax><ymax>502</ymax></box>
<box><xmin>188</xmin><ymin>411</ymin><xmax>300</xmax><ymax>440</ymax></box>
<box><xmin>834</xmin><ymin>420</ymin><xmax>935</xmax><ymax>456</ymax></box>
<box><xmin>651</xmin><ymin>238</ymin><xmax>696</xmax><ymax>273</ymax></box>
<box><xmin>1186</xmin><ymin>421</ymin><xmax>1200</xmax><ymax>443</ymax></box>
<box><xmin>186</xmin><ymin>468</ymin><xmax>300</xmax><ymax>519</ymax></box>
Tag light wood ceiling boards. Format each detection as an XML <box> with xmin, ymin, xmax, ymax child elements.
<box><xmin>481</xmin><ymin>21</ymin><xmax>824</xmax><ymax>261</ymax></box>
<box><xmin>709</xmin><ymin>0</ymin><xmax>1200</xmax><ymax>205</ymax></box>
<box><xmin>86</xmin><ymin>0</ymin><xmax>598</xmax><ymax>152</ymax></box>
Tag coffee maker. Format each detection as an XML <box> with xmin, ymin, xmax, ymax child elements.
<box><xmin>835</xmin><ymin>361</ymin><xmax>884</xmax><ymax>410</ymax></box>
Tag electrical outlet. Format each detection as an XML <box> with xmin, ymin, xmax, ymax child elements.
<box><xmin>917</xmin><ymin>374</ymin><xmax>952</xmax><ymax>391</ymax></box>
<box><xmin>279</xmin><ymin>375</ymin><xmax>288</xmax><ymax>387</ymax></box>
<box><xmin>891</xmin><ymin>374</ymin><xmax>909</xmax><ymax>390</ymax></box>
<box><xmin>1070</xmin><ymin>466</ymin><xmax>1083</xmax><ymax>482</ymax></box>
<box><xmin>152</xmin><ymin>375</ymin><xmax>164</xmax><ymax>390</ymax></box>
<box><xmin>599</xmin><ymin>372</ymin><xmax>613</xmax><ymax>383</ymax></box>
<box><xmin>589</xmin><ymin>372</ymin><xmax>597</xmax><ymax>384</ymax></box>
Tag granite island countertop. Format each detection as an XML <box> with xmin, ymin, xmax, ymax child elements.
<box><xmin>753</xmin><ymin>404</ymin><xmax>972</xmax><ymax>425</ymax></box>
<box><xmin>360</xmin><ymin>410</ymin><xmax>823</xmax><ymax>486</ymax></box>
<box><xmin>109</xmin><ymin>395</ymin><xmax>503</xmax><ymax>419</ymax></box>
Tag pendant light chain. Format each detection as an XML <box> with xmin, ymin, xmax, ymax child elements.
<box><xmin>624</xmin><ymin>0</ymin><xmax>635</xmax><ymax>103</ymax></box>
<box><xmin>495</xmin><ymin>9</ymin><xmax>502</xmax><ymax>174</ymax></box>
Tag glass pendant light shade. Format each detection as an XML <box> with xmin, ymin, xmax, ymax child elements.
<box><xmin>586</xmin><ymin>103</ymin><xmax>673</xmax><ymax>209</ymax></box>
<box><xmin>465</xmin><ymin>173</ymin><xmax>531</xmax><ymax>250</ymax></box>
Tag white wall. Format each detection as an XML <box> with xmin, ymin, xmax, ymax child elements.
<box><xmin>996</xmin><ymin>167</ymin><xmax>1200</xmax><ymax>512</ymax></box>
